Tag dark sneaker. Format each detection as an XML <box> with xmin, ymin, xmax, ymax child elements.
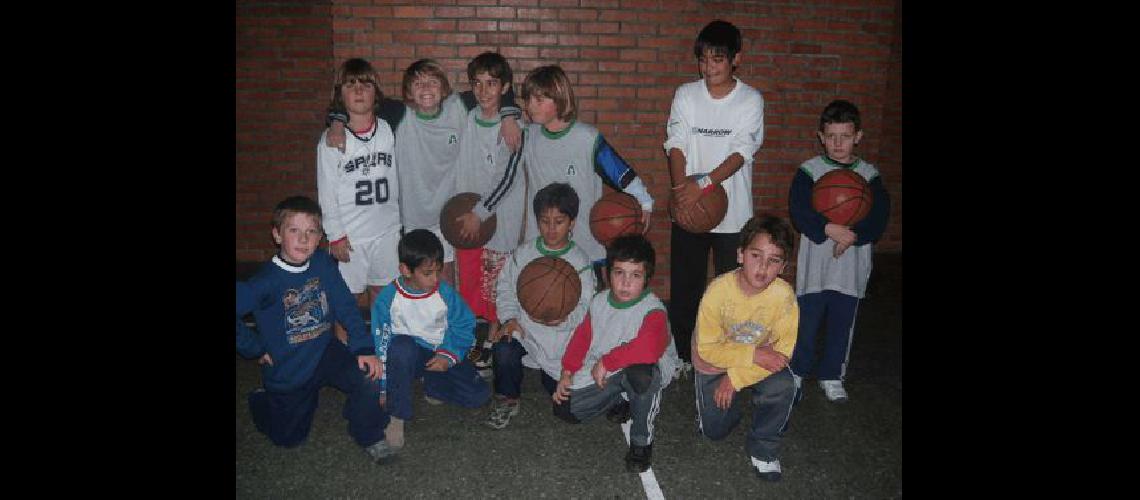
<box><xmin>751</xmin><ymin>457</ymin><xmax>782</xmax><ymax>482</ymax></box>
<box><xmin>625</xmin><ymin>443</ymin><xmax>652</xmax><ymax>473</ymax></box>
<box><xmin>365</xmin><ymin>440</ymin><xmax>398</xmax><ymax>464</ymax></box>
<box><xmin>485</xmin><ymin>396</ymin><xmax>520</xmax><ymax>430</ymax></box>
<box><xmin>606</xmin><ymin>399</ymin><xmax>631</xmax><ymax>424</ymax></box>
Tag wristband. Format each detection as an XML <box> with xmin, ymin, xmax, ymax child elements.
<box><xmin>697</xmin><ymin>175</ymin><xmax>715</xmax><ymax>194</ymax></box>
<box><xmin>329</xmin><ymin>236</ymin><xmax>347</xmax><ymax>246</ymax></box>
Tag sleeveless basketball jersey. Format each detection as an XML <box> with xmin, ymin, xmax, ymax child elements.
<box><xmin>316</xmin><ymin>117</ymin><xmax>399</xmax><ymax>243</ymax></box>
<box><xmin>395</xmin><ymin>94</ymin><xmax>468</xmax><ymax>230</ymax></box>
<box><xmin>523</xmin><ymin>121</ymin><xmax>608</xmax><ymax>261</ymax></box>
<box><xmin>454</xmin><ymin>109</ymin><xmax>526</xmax><ymax>252</ymax></box>
<box><xmin>570</xmin><ymin>291</ymin><xmax>681</xmax><ymax>390</ymax></box>
<box><xmin>795</xmin><ymin>156</ymin><xmax>880</xmax><ymax>298</ymax></box>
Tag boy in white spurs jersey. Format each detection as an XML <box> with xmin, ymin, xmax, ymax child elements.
<box><xmin>552</xmin><ymin>234</ymin><xmax>680</xmax><ymax>473</ymax></box>
<box><xmin>452</xmin><ymin>53</ymin><xmax>527</xmax><ymax>375</ymax></box>
<box><xmin>693</xmin><ymin>215</ymin><xmax>798</xmax><ymax>482</ymax></box>
<box><xmin>519</xmin><ymin>65</ymin><xmax>654</xmax><ymax>288</ymax></box>
<box><xmin>316</xmin><ymin>58</ymin><xmax>400</xmax><ymax>345</ymax></box>
<box><xmin>485</xmin><ymin>183</ymin><xmax>595</xmax><ymax>430</ymax></box>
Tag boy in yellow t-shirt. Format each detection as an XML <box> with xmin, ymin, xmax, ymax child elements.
<box><xmin>692</xmin><ymin>214</ymin><xmax>798</xmax><ymax>482</ymax></box>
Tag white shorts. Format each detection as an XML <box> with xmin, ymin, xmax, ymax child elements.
<box><xmin>337</xmin><ymin>235</ymin><xmax>400</xmax><ymax>294</ymax></box>
<box><xmin>421</xmin><ymin>224</ymin><xmax>455</xmax><ymax>264</ymax></box>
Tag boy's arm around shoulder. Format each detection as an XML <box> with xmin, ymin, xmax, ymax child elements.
<box><xmin>437</xmin><ymin>282</ymin><xmax>476</xmax><ymax>365</ymax></box>
<box><xmin>236</xmin><ymin>280</ymin><xmax>267</xmax><ymax>359</ymax></box>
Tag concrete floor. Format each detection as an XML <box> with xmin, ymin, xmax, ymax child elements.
<box><xmin>235</xmin><ymin>253</ymin><xmax>901</xmax><ymax>498</ymax></box>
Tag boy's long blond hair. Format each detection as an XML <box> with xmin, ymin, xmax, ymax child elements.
<box><xmin>522</xmin><ymin>65</ymin><xmax>577</xmax><ymax>122</ymax></box>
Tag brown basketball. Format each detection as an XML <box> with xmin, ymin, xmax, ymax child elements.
<box><xmin>669</xmin><ymin>175</ymin><xmax>729</xmax><ymax>233</ymax></box>
<box><xmin>440</xmin><ymin>192</ymin><xmax>497</xmax><ymax>249</ymax></box>
<box><xmin>516</xmin><ymin>256</ymin><xmax>582</xmax><ymax>324</ymax></box>
<box><xmin>811</xmin><ymin>169</ymin><xmax>873</xmax><ymax>225</ymax></box>
<box><xmin>589</xmin><ymin>191</ymin><xmax>644</xmax><ymax>247</ymax></box>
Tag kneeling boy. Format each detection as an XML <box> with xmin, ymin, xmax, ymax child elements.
<box><xmin>693</xmin><ymin>214</ymin><xmax>799</xmax><ymax>482</ymax></box>
<box><xmin>553</xmin><ymin>234</ymin><xmax>681</xmax><ymax>473</ymax></box>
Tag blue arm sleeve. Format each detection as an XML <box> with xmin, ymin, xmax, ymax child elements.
<box><xmin>236</xmin><ymin>281</ymin><xmax>265</xmax><ymax>359</ymax></box>
<box><xmin>788</xmin><ymin>168</ymin><xmax>830</xmax><ymax>244</ymax></box>
<box><xmin>852</xmin><ymin>175</ymin><xmax>891</xmax><ymax>245</ymax></box>
<box><xmin>593</xmin><ymin>135</ymin><xmax>638</xmax><ymax>191</ymax></box>
<box><xmin>323</xmin><ymin>258</ymin><xmax>374</xmax><ymax>356</ymax></box>
<box><xmin>437</xmin><ymin>282</ymin><xmax>476</xmax><ymax>365</ymax></box>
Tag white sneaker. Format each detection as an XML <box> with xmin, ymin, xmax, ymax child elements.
<box><xmin>675</xmin><ymin>361</ymin><xmax>693</xmax><ymax>380</ymax></box>
<box><xmin>424</xmin><ymin>395</ymin><xmax>444</xmax><ymax>405</ymax></box>
<box><xmin>751</xmin><ymin>457</ymin><xmax>782</xmax><ymax>482</ymax></box>
<box><xmin>819</xmin><ymin>379</ymin><xmax>848</xmax><ymax>402</ymax></box>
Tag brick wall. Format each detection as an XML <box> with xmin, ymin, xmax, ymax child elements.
<box><xmin>236</xmin><ymin>0</ymin><xmax>903</xmax><ymax>299</ymax></box>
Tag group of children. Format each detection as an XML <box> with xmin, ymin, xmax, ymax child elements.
<box><xmin>236</xmin><ymin>19</ymin><xmax>891</xmax><ymax>482</ymax></box>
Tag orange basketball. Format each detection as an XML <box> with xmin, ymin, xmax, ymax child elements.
<box><xmin>669</xmin><ymin>175</ymin><xmax>728</xmax><ymax>233</ymax></box>
<box><xmin>811</xmin><ymin>169</ymin><xmax>873</xmax><ymax>225</ymax></box>
<box><xmin>589</xmin><ymin>191</ymin><xmax>644</xmax><ymax>247</ymax></box>
<box><xmin>440</xmin><ymin>192</ymin><xmax>497</xmax><ymax>249</ymax></box>
<box><xmin>516</xmin><ymin>256</ymin><xmax>582</xmax><ymax>324</ymax></box>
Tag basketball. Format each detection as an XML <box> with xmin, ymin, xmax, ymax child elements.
<box><xmin>589</xmin><ymin>191</ymin><xmax>644</xmax><ymax>247</ymax></box>
<box><xmin>669</xmin><ymin>175</ymin><xmax>728</xmax><ymax>233</ymax></box>
<box><xmin>440</xmin><ymin>192</ymin><xmax>497</xmax><ymax>249</ymax></box>
<box><xmin>811</xmin><ymin>169</ymin><xmax>874</xmax><ymax>225</ymax></box>
<box><xmin>516</xmin><ymin>256</ymin><xmax>582</xmax><ymax>324</ymax></box>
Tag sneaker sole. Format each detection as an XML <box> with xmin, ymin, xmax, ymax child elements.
<box><xmin>755</xmin><ymin>470</ymin><xmax>782</xmax><ymax>482</ymax></box>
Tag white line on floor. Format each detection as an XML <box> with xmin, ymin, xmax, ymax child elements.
<box><xmin>621</xmin><ymin>420</ymin><xmax>665</xmax><ymax>500</ymax></box>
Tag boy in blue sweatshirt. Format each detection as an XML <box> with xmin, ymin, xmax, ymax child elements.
<box><xmin>371</xmin><ymin>229</ymin><xmax>491</xmax><ymax>452</ymax></box>
<box><xmin>236</xmin><ymin>196</ymin><xmax>394</xmax><ymax>463</ymax></box>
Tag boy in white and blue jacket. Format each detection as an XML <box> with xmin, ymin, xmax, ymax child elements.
<box><xmin>371</xmin><ymin>229</ymin><xmax>491</xmax><ymax>452</ymax></box>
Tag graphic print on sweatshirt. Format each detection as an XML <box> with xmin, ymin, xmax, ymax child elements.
<box><xmin>283</xmin><ymin>277</ymin><xmax>331</xmax><ymax>345</ymax></box>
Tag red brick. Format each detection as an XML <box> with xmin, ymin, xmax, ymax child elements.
<box><xmin>500</xmin><ymin>0</ymin><xmax>539</xmax><ymax>5</ymax></box>
<box><xmin>619</xmin><ymin>48</ymin><xmax>655</xmax><ymax>61</ymax></box>
<box><xmin>598</xmin><ymin>35</ymin><xmax>636</xmax><ymax>47</ymax></box>
<box><xmin>518</xmin><ymin>8</ymin><xmax>559</xmax><ymax>19</ymax></box>
<box><xmin>598</xmin><ymin>61</ymin><xmax>635</xmax><ymax>72</ymax></box>
<box><xmin>351</xmin><ymin>6</ymin><xmax>393</xmax><ymax>17</ymax></box>
<box><xmin>434</xmin><ymin>7</ymin><xmax>476</xmax><ymax>17</ymax></box>
<box><xmin>437</xmin><ymin>33</ymin><xmax>477</xmax><ymax>44</ymax></box>
<box><xmin>580</xmin><ymin>22</ymin><xmax>619</xmax><ymax>33</ymax></box>
<box><xmin>619</xmin><ymin>23</ymin><xmax>656</xmax><ymax>35</ymax></box>
<box><xmin>540</xmin><ymin>47</ymin><xmax>579</xmax><ymax>59</ymax></box>
<box><xmin>559</xmin><ymin>60</ymin><xmax>597</xmax><ymax>73</ymax></box>
<box><xmin>394</xmin><ymin>32</ymin><xmax>435</xmax><ymax>44</ymax></box>
<box><xmin>502</xmin><ymin>46</ymin><xmax>540</xmax><ymax>59</ymax></box>
<box><xmin>540</xmin><ymin>0</ymin><xmax>580</xmax><ymax>6</ymax></box>
<box><xmin>559</xmin><ymin>8</ymin><xmax>598</xmax><ymax>21</ymax></box>
<box><xmin>500</xmin><ymin>21</ymin><xmax>538</xmax><ymax>31</ymax></box>
<box><xmin>540</xmin><ymin>21</ymin><xmax>578</xmax><ymax>32</ymax></box>
<box><xmin>392</xmin><ymin>6</ymin><xmax>433</xmax><ymax>18</ymax></box>
<box><xmin>477</xmin><ymin>6</ymin><xmax>517</xmax><ymax>18</ymax></box>
<box><xmin>476</xmin><ymin>32</ymin><xmax>516</xmax><ymax>44</ymax></box>
<box><xmin>458</xmin><ymin>20</ymin><xmax>499</xmax><ymax>31</ymax></box>
<box><xmin>558</xmin><ymin>34</ymin><xmax>598</xmax><ymax>45</ymax></box>
<box><xmin>518</xmin><ymin>34</ymin><xmax>558</xmax><ymax>45</ymax></box>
